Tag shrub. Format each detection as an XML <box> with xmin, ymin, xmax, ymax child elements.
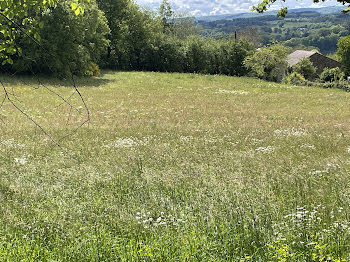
<box><xmin>86</xmin><ymin>62</ymin><xmax>101</xmax><ymax>77</ymax></box>
<box><xmin>244</xmin><ymin>44</ymin><xmax>290</xmax><ymax>82</ymax></box>
<box><xmin>292</xmin><ymin>58</ymin><xmax>317</xmax><ymax>80</ymax></box>
<box><xmin>337</xmin><ymin>36</ymin><xmax>350</xmax><ymax>75</ymax></box>
<box><xmin>283</xmin><ymin>72</ymin><xmax>306</xmax><ymax>85</ymax></box>
<box><xmin>319</xmin><ymin>67</ymin><xmax>344</xmax><ymax>83</ymax></box>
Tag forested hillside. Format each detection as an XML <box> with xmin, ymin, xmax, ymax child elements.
<box><xmin>198</xmin><ymin>10</ymin><xmax>350</xmax><ymax>54</ymax></box>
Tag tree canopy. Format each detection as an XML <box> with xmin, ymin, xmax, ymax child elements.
<box><xmin>0</xmin><ymin>0</ymin><xmax>87</xmax><ymax>64</ymax></box>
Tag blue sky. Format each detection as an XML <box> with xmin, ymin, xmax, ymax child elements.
<box><xmin>135</xmin><ymin>0</ymin><xmax>342</xmax><ymax>17</ymax></box>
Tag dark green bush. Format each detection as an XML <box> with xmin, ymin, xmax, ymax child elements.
<box><xmin>12</xmin><ymin>0</ymin><xmax>110</xmax><ymax>77</ymax></box>
<box><xmin>319</xmin><ymin>67</ymin><xmax>344</xmax><ymax>82</ymax></box>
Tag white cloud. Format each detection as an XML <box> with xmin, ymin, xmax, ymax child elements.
<box><xmin>190</xmin><ymin>9</ymin><xmax>203</xmax><ymax>16</ymax></box>
<box><xmin>135</xmin><ymin>0</ymin><xmax>343</xmax><ymax>17</ymax></box>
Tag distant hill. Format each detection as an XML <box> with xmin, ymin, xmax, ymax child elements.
<box><xmin>196</xmin><ymin>6</ymin><xmax>344</xmax><ymax>22</ymax></box>
<box><xmin>197</xmin><ymin>6</ymin><xmax>350</xmax><ymax>54</ymax></box>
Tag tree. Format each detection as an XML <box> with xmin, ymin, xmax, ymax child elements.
<box><xmin>244</xmin><ymin>44</ymin><xmax>290</xmax><ymax>82</ymax></box>
<box><xmin>96</xmin><ymin>0</ymin><xmax>163</xmax><ymax>69</ymax></box>
<box><xmin>219</xmin><ymin>37</ymin><xmax>255</xmax><ymax>76</ymax></box>
<box><xmin>159</xmin><ymin>0</ymin><xmax>174</xmax><ymax>32</ymax></box>
<box><xmin>0</xmin><ymin>0</ymin><xmax>87</xmax><ymax>65</ymax></box>
<box><xmin>292</xmin><ymin>58</ymin><xmax>317</xmax><ymax>80</ymax></box>
<box><xmin>171</xmin><ymin>16</ymin><xmax>200</xmax><ymax>40</ymax></box>
<box><xmin>11</xmin><ymin>0</ymin><xmax>110</xmax><ymax>77</ymax></box>
<box><xmin>337</xmin><ymin>36</ymin><xmax>350</xmax><ymax>75</ymax></box>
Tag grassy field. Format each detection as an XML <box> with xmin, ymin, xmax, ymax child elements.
<box><xmin>1</xmin><ymin>71</ymin><xmax>350</xmax><ymax>261</ymax></box>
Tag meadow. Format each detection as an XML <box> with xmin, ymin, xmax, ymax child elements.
<box><xmin>1</xmin><ymin>71</ymin><xmax>350</xmax><ymax>261</ymax></box>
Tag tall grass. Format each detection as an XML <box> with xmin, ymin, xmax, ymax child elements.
<box><xmin>0</xmin><ymin>71</ymin><xmax>350</xmax><ymax>261</ymax></box>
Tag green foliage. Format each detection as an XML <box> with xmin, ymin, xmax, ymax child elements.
<box><xmin>293</xmin><ymin>58</ymin><xmax>317</xmax><ymax>80</ymax></box>
<box><xmin>0</xmin><ymin>0</ymin><xmax>89</xmax><ymax>65</ymax></box>
<box><xmin>244</xmin><ymin>44</ymin><xmax>290</xmax><ymax>82</ymax></box>
<box><xmin>198</xmin><ymin>12</ymin><xmax>349</xmax><ymax>55</ymax></box>
<box><xmin>10</xmin><ymin>0</ymin><xmax>110</xmax><ymax>77</ymax></box>
<box><xmin>268</xmin><ymin>240</ymin><xmax>347</xmax><ymax>261</ymax></box>
<box><xmin>159</xmin><ymin>0</ymin><xmax>174</xmax><ymax>32</ymax></box>
<box><xmin>96</xmin><ymin>0</ymin><xmax>163</xmax><ymax>70</ymax></box>
<box><xmin>219</xmin><ymin>38</ymin><xmax>255</xmax><ymax>76</ymax></box>
<box><xmin>170</xmin><ymin>16</ymin><xmax>200</xmax><ymax>40</ymax></box>
<box><xmin>283</xmin><ymin>72</ymin><xmax>306</xmax><ymax>85</ymax></box>
<box><xmin>140</xmin><ymin>34</ymin><xmax>186</xmax><ymax>72</ymax></box>
<box><xmin>337</xmin><ymin>36</ymin><xmax>350</xmax><ymax>75</ymax></box>
<box><xmin>320</xmin><ymin>67</ymin><xmax>345</xmax><ymax>82</ymax></box>
<box><xmin>86</xmin><ymin>62</ymin><xmax>101</xmax><ymax>77</ymax></box>
<box><xmin>183</xmin><ymin>36</ymin><xmax>211</xmax><ymax>73</ymax></box>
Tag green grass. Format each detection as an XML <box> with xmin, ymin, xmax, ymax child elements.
<box><xmin>1</xmin><ymin>71</ymin><xmax>350</xmax><ymax>261</ymax></box>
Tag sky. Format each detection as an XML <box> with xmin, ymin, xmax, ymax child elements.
<box><xmin>135</xmin><ymin>0</ymin><xmax>343</xmax><ymax>17</ymax></box>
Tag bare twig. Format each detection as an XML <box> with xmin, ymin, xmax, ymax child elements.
<box><xmin>0</xmin><ymin>79</ymin><xmax>73</xmax><ymax>157</ymax></box>
<box><xmin>0</xmin><ymin>11</ymin><xmax>90</xmax><ymax>157</ymax></box>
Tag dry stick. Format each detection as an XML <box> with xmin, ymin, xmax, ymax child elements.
<box><xmin>0</xmin><ymin>79</ymin><xmax>74</xmax><ymax>158</ymax></box>
<box><xmin>36</xmin><ymin>78</ymin><xmax>81</xmax><ymax>114</ymax></box>
<box><xmin>58</xmin><ymin>72</ymin><xmax>90</xmax><ymax>143</ymax></box>
<box><xmin>0</xmin><ymin>92</ymin><xmax>6</xmax><ymax>110</ymax></box>
<box><xmin>66</xmin><ymin>106</ymin><xmax>72</xmax><ymax>126</ymax></box>
<box><xmin>0</xmin><ymin>65</ymin><xmax>40</xmax><ymax>91</ymax></box>
<box><xmin>55</xmin><ymin>90</ymin><xmax>77</xmax><ymax>109</ymax></box>
<box><xmin>0</xmin><ymin>12</ymin><xmax>41</xmax><ymax>46</ymax></box>
<box><xmin>0</xmin><ymin>11</ymin><xmax>90</xmax><ymax>155</ymax></box>
<box><xmin>0</xmin><ymin>53</ymin><xmax>80</xmax><ymax>114</ymax></box>
<box><xmin>0</xmin><ymin>93</ymin><xmax>6</xmax><ymax>125</ymax></box>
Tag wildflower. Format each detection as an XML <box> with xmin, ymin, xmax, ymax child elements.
<box><xmin>215</xmin><ymin>89</ymin><xmax>249</xmax><ymax>95</ymax></box>
<box><xmin>347</xmin><ymin>146</ymin><xmax>350</xmax><ymax>153</ymax></box>
<box><xmin>274</xmin><ymin>128</ymin><xmax>306</xmax><ymax>137</ymax></box>
<box><xmin>14</xmin><ymin>156</ymin><xmax>27</xmax><ymax>165</ymax></box>
<box><xmin>255</xmin><ymin>146</ymin><xmax>275</xmax><ymax>153</ymax></box>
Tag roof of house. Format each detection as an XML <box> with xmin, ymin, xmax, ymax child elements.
<box><xmin>287</xmin><ymin>50</ymin><xmax>317</xmax><ymax>67</ymax></box>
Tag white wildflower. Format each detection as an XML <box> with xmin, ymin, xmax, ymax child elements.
<box><xmin>255</xmin><ymin>146</ymin><xmax>275</xmax><ymax>153</ymax></box>
<box><xmin>215</xmin><ymin>89</ymin><xmax>249</xmax><ymax>95</ymax></box>
<box><xmin>14</xmin><ymin>156</ymin><xmax>27</xmax><ymax>165</ymax></box>
<box><xmin>0</xmin><ymin>138</ymin><xmax>25</xmax><ymax>149</ymax></box>
<box><xmin>301</xmin><ymin>144</ymin><xmax>315</xmax><ymax>150</ymax></box>
<box><xmin>274</xmin><ymin>128</ymin><xmax>307</xmax><ymax>137</ymax></box>
<box><xmin>347</xmin><ymin>146</ymin><xmax>350</xmax><ymax>153</ymax></box>
<box><xmin>108</xmin><ymin>137</ymin><xmax>138</xmax><ymax>148</ymax></box>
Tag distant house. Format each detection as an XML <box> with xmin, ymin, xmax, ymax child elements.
<box><xmin>287</xmin><ymin>50</ymin><xmax>342</xmax><ymax>75</ymax></box>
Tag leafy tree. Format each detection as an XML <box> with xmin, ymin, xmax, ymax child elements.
<box><xmin>292</xmin><ymin>58</ymin><xmax>317</xmax><ymax>80</ymax></box>
<box><xmin>11</xmin><ymin>0</ymin><xmax>110</xmax><ymax>77</ymax></box>
<box><xmin>244</xmin><ymin>44</ymin><xmax>290</xmax><ymax>82</ymax></box>
<box><xmin>96</xmin><ymin>0</ymin><xmax>162</xmax><ymax>69</ymax></box>
<box><xmin>171</xmin><ymin>16</ymin><xmax>200</xmax><ymax>40</ymax></box>
<box><xmin>337</xmin><ymin>36</ymin><xmax>350</xmax><ymax>75</ymax></box>
<box><xmin>219</xmin><ymin>37</ymin><xmax>255</xmax><ymax>76</ymax></box>
<box><xmin>0</xmin><ymin>0</ymin><xmax>87</xmax><ymax>65</ymax></box>
<box><xmin>159</xmin><ymin>0</ymin><xmax>174</xmax><ymax>32</ymax></box>
<box><xmin>183</xmin><ymin>36</ymin><xmax>210</xmax><ymax>73</ymax></box>
<box><xmin>140</xmin><ymin>34</ymin><xmax>185</xmax><ymax>72</ymax></box>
